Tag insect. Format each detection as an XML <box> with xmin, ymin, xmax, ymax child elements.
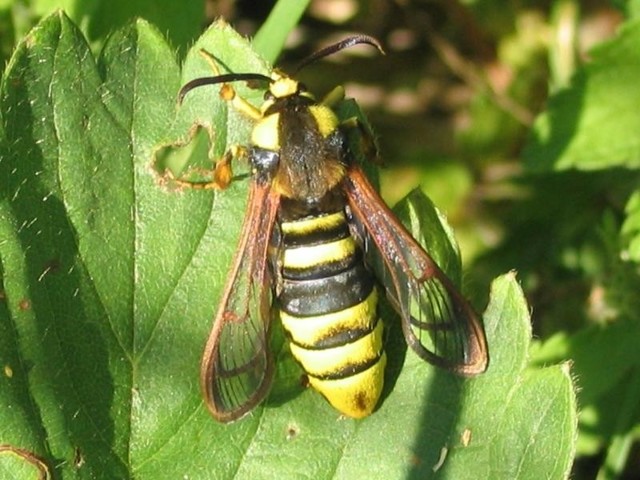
<box><xmin>178</xmin><ymin>35</ymin><xmax>488</xmax><ymax>422</ymax></box>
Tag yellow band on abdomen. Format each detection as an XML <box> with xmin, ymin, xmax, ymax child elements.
<box><xmin>289</xmin><ymin>319</ymin><xmax>383</xmax><ymax>377</ymax></box>
<box><xmin>281</xmin><ymin>289</ymin><xmax>378</xmax><ymax>347</ymax></box>
<box><xmin>283</xmin><ymin>237</ymin><xmax>356</xmax><ymax>270</ymax></box>
<box><xmin>281</xmin><ymin>211</ymin><xmax>347</xmax><ymax>236</ymax></box>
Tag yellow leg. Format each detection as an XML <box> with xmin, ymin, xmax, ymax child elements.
<box><xmin>198</xmin><ymin>49</ymin><xmax>223</xmax><ymax>75</ymax></box>
<box><xmin>196</xmin><ymin>49</ymin><xmax>262</xmax><ymax>121</ymax></box>
<box><xmin>172</xmin><ymin>50</ymin><xmax>265</xmax><ymax>189</ymax></box>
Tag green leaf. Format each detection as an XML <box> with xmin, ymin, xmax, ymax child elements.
<box><xmin>622</xmin><ymin>189</ymin><xmax>640</xmax><ymax>262</ymax></box>
<box><xmin>253</xmin><ymin>0</ymin><xmax>310</xmax><ymax>62</ymax></box>
<box><xmin>532</xmin><ymin>320</ymin><xmax>640</xmax><ymax>407</ymax></box>
<box><xmin>612</xmin><ymin>0</ymin><xmax>640</xmax><ymax>19</ymax></box>
<box><xmin>532</xmin><ymin>318</ymin><xmax>640</xmax><ymax>460</ymax></box>
<box><xmin>0</xmin><ymin>445</ymin><xmax>52</xmax><ymax>479</ymax></box>
<box><xmin>524</xmin><ymin>19</ymin><xmax>640</xmax><ymax>171</ymax></box>
<box><xmin>0</xmin><ymin>15</ymin><xmax>577</xmax><ymax>478</ymax></box>
<box><xmin>0</xmin><ymin>10</ymin><xmax>181</xmax><ymax>478</ymax></box>
<box><xmin>394</xmin><ymin>189</ymin><xmax>462</xmax><ymax>285</ymax></box>
<box><xmin>31</xmin><ymin>0</ymin><xmax>204</xmax><ymax>51</ymax></box>
<box><xmin>431</xmin><ymin>274</ymin><xmax>577</xmax><ymax>480</ymax></box>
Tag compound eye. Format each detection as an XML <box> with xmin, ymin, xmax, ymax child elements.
<box><xmin>264</xmin><ymin>90</ymin><xmax>275</xmax><ymax>101</ymax></box>
<box><xmin>297</xmin><ymin>82</ymin><xmax>308</xmax><ymax>94</ymax></box>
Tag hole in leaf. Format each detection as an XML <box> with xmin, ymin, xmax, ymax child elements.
<box><xmin>153</xmin><ymin>124</ymin><xmax>216</xmax><ymax>183</ymax></box>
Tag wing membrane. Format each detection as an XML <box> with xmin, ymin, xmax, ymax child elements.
<box><xmin>200</xmin><ymin>180</ymin><xmax>281</xmax><ymax>422</ymax></box>
<box><xmin>344</xmin><ymin>165</ymin><xmax>488</xmax><ymax>375</ymax></box>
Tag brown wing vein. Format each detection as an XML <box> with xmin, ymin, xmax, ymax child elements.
<box><xmin>200</xmin><ymin>180</ymin><xmax>281</xmax><ymax>422</ymax></box>
<box><xmin>344</xmin><ymin>164</ymin><xmax>488</xmax><ymax>376</ymax></box>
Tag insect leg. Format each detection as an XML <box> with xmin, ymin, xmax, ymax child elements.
<box><xmin>168</xmin><ymin>145</ymin><xmax>248</xmax><ymax>190</ymax></box>
<box><xmin>341</xmin><ymin>116</ymin><xmax>382</xmax><ymax>166</ymax></box>
<box><xmin>193</xmin><ymin>49</ymin><xmax>263</xmax><ymax>120</ymax></box>
<box><xmin>172</xmin><ymin>49</ymin><xmax>264</xmax><ymax>190</ymax></box>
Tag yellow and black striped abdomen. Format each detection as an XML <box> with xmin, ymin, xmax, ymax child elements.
<box><xmin>278</xmin><ymin>211</ymin><xmax>386</xmax><ymax>418</ymax></box>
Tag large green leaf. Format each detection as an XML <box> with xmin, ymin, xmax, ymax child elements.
<box><xmin>532</xmin><ymin>318</ymin><xmax>640</xmax><ymax>454</ymax></box>
<box><xmin>32</xmin><ymin>0</ymin><xmax>204</xmax><ymax>51</ymax></box>
<box><xmin>524</xmin><ymin>19</ymin><xmax>640</xmax><ymax>171</ymax></box>
<box><xmin>0</xmin><ymin>13</ymin><xmax>576</xmax><ymax>478</ymax></box>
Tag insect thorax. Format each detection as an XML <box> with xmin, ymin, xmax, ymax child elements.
<box><xmin>250</xmin><ymin>93</ymin><xmax>348</xmax><ymax>203</ymax></box>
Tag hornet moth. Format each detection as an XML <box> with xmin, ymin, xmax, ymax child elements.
<box><xmin>177</xmin><ymin>35</ymin><xmax>488</xmax><ymax>422</ymax></box>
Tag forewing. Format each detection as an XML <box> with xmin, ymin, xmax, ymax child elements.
<box><xmin>344</xmin><ymin>165</ymin><xmax>488</xmax><ymax>376</ymax></box>
<box><xmin>200</xmin><ymin>180</ymin><xmax>281</xmax><ymax>422</ymax></box>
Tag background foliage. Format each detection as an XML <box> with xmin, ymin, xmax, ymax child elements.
<box><xmin>0</xmin><ymin>0</ymin><xmax>638</xmax><ymax>479</ymax></box>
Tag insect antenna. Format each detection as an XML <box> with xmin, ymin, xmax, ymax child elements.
<box><xmin>293</xmin><ymin>34</ymin><xmax>385</xmax><ymax>74</ymax></box>
<box><xmin>178</xmin><ymin>72</ymin><xmax>272</xmax><ymax>104</ymax></box>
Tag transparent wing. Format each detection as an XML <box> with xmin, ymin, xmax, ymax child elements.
<box><xmin>344</xmin><ymin>165</ymin><xmax>488</xmax><ymax>375</ymax></box>
<box><xmin>200</xmin><ymin>180</ymin><xmax>281</xmax><ymax>422</ymax></box>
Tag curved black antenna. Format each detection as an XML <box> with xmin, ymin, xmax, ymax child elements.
<box><xmin>293</xmin><ymin>34</ymin><xmax>385</xmax><ymax>74</ymax></box>
<box><xmin>178</xmin><ymin>72</ymin><xmax>272</xmax><ymax>104</ymax></box>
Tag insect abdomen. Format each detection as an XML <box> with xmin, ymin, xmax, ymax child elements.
<box><xmin>278</xmin><ymin>210</ymin><xmax>386</xmax><ymax>418</ymax></box>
